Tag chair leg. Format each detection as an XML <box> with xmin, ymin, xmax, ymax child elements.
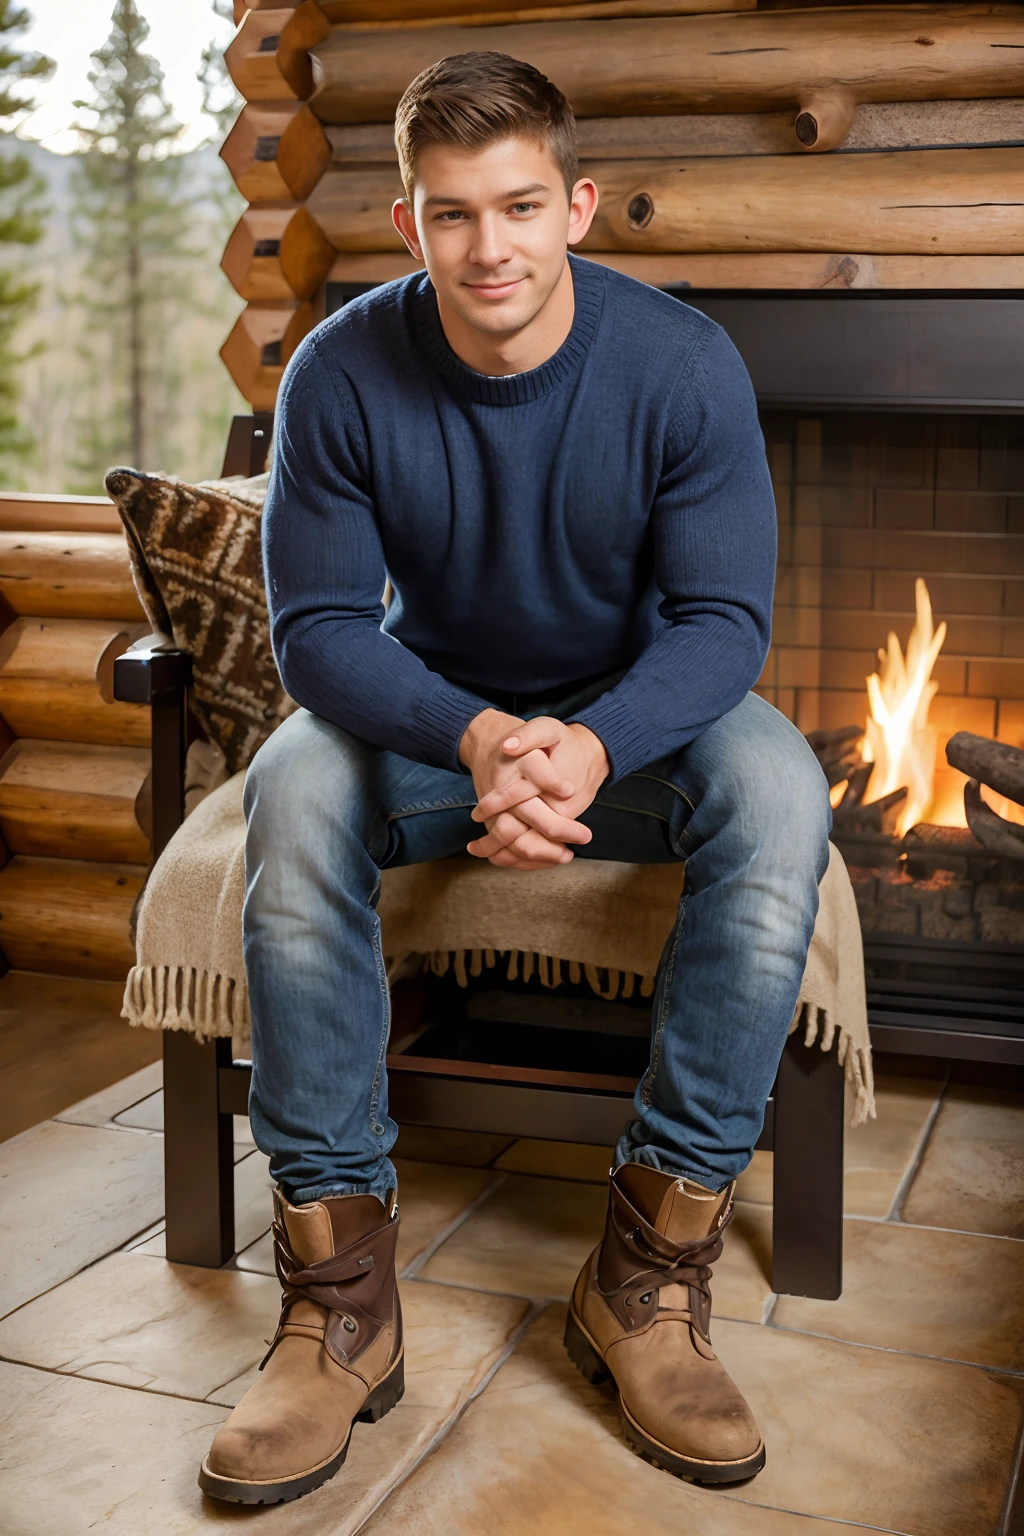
<box><xmin>162</xmin><ymin>1031</ymin><xmax>235</xmax><ymax>1267</ymax></box>
<box><xmin>770</xmin><ymin>1031</ymin><xmax>844</xmax><ymax>1300</ymax></box>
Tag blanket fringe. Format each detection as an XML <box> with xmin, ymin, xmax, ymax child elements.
<box><xmin>122</xmin><ymin>951</ymin><xmax>877</xmax><ymax>1125</ymax></box>
<box><xmin>121</xmin><ymin>964</ymin><xmax>249</xmax><ymax>1041</ymax></box>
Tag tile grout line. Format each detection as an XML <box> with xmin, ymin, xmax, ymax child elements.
<box><xmin>882</xmin><ymin>1064</ymin><xmax>951</xmax><ymax>1224</ymax></box>
<box><xmin>764</xmin><ymin>1316</ymin><xmax>1024</xmax><ymax>1379</ymax></box>
<box><xmin>349</xmin><ymin>1299</ymin><xmax>547</xmax><ymax>1536</ymax></box>
<box><xmin>0</xmin><ymin>1352</ymin><xmax>237</xmax><ymax>1417</ymax></box>
<box><xmin>845</xmin><ymin>1211</ymin><xmax>1024</xmax><ymax>1245</ymax></box>
<box><xmin>399</xmin><ymin>1172</ymin><xmax>508</xmax><ymax>1281</ymax></box>
<box><xmin>717</xmin><ymin>1489</ymin><xmax>914</xmax><ymax>1536</ymax></box>
<box><xmin>999</xmin><ymin>1415</ymin><xmax>1024</xmax><ymax>1536</ymax></box>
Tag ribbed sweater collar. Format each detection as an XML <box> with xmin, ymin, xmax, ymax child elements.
<box><xmin>413</xmin><ymin>253</ymin><xmax>605</xmax><ymax>406</ymax></box>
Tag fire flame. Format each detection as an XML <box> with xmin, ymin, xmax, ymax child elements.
<box><xmin>862</xmin><ymin>578</ymin><xmax>947</xmax><ymax>836</ymax></box>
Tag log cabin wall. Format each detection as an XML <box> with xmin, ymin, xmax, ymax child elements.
<box><xmin>0</xmin><ymin>495</ymin><xmax>150</xmax><ymax>980</ymax></box>
<box><xmin>218</xmin><ymin>0</ymin><xmax>1024</xmax><ymax>406</ymax></box>
<box><xmin>758</xmin><ymin>412</ymin><xmax>1024</xmax><ymax>822</ymax></box>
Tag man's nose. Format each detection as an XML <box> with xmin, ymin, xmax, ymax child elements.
<box><xmin>468</xmin><ymin>213</ymin><xmax>512</xmax><ymax>268</ymax></box>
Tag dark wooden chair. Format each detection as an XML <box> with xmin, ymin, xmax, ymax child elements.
<box><xmin>114</xmin><ymin>634</ymin><xmax>846</xmax><ymax>1300</ymax></box>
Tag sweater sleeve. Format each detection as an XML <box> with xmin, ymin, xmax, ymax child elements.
<box><xmin>567</xmin><ymin>322</ymin><xmax>776</xmax><ymax>783</ymax></box>
<box><xmin>263</xmin><ymin>335</ymin><xmax>490</xmax><ymax>770</ymax></box>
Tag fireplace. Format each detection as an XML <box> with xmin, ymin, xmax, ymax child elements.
<box><xmin>677</xmin><ymin>292</ymin><xmax>1024</xmax><ymax>1063</ymax></box>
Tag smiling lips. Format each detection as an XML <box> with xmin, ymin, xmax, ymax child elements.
<box><xmin>464</xmin><ymin>277</ymin><xmax>526</xmax><ymax>299</ymax></box>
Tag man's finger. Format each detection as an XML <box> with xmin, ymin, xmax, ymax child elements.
<box><xmin>502</xmin><ymin>716</ymin><xmax>567</xmax><ymax>757</ymax></box>
<box><xmin>473</xmin><ymin>775</ymin><xmax>575</xmax><ymax>823</ymax></box>
<box><xmin>518</xmin><ymin>746</ymin><xmax>576</xmax><ymax>800</ymax></box>
<box><xmin>468</xmin><ymin>813</ymin><xmax>569</xmax><ymax>863</ymax></box>
<box><xmin>505</xmin><ymin>795</ymin><xmax>592</xmax><ymax>845</ymax></box>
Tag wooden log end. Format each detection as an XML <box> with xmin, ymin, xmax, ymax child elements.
<box><xmin>220</xmin><ymin>103</ymin><xmax>297</xmax><ymax>202</ymax></box>
<box><xmin>225</xmin><ymin>9</ymin><xmax>300</xmax><ymax>103</ymax></box>
<box><xmin>278</xmin><ymin>103</ymin><xmax>333</xmax><ymax>200</ymax></box>
<box><xmin>279</xmin><ymin>0</ymin><xmax>332</xmax><ymax>100</ymax></box>
<box><xmin>220</xmin><ymin>301</ymin><xmax>314</xmax><ymax>410</ymax></box>
<box><xmin>795</xmin><ymin>90</ymin><xmax>857</xmax><ymax>154</ymax></box>
<box><xmin>280</xmin><ymin>205</ymin><xmax>337</xmax><ymax>299</ymax></box>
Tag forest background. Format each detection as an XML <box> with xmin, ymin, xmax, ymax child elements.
<box><xmin>1</xmin><ymin>0</ymin><xmax>244</xmax><ymax>494</ymax></box>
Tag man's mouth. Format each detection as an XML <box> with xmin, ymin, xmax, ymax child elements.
<box><xmin>463</xmin><ymin>277</ymin><xmax>525</xmax><ymax>300</ymax></box>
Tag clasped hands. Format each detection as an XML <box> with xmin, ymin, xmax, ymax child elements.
<box><xmin>458</xmin><ymin>708</ymin><xmax>610</xmax><ymax>871</ymax></box>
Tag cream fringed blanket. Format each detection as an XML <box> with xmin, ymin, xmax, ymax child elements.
<box><xmin>123</xmin><ymin>771</ymin><xmax>875</xmax><ymax>1125</ymax></box>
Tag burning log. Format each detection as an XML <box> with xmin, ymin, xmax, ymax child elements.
<box><xmin>307</xmin><ymin>8</ymin><xmax>1024</xmax><ymax>130</ymax></box>
<box><xmin>963</xmin><ymin>779</ymin><xmax>1024</xmax><ymax>861</ymax></box>
<box><xmin>834</xmin><ymin>785</ymin><xmax>907</xmax><ymax>837</ymax></box>
<box><xmin>945</xmin><ymin>731</ymin><xmax>1024</xmax><ymax>808</ymax></box>
<box><xmin>804</xmin><ymin>724</ymin><xmax>864</xmax><ymax>790</ymax></box>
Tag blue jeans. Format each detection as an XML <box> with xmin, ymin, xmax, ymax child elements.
<box><xmin>242</xmin><ymin>688</ymin><xmax>831</xmax><ymax>1203</ymax></box>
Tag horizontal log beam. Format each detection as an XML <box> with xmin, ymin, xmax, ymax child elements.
<box><xmin>0</xmin><ymin>854</ymin><xmax>142</xmax><ymax>979</ymax></box>
<box><xmin>321</xmin><ymin>0</ymin><xmax>746</xmax><ymax>16</ymax></box>
<box><xmin>0</xmin><ymin>739</ymin><xmax>150</xmax><ymax>863</ymax></box>
<box><xmin>220</xmin><ymin>301</ymin><xmax>314</xmax><ymax>410</ymax></box>
<box><xmin>0</xmin><ymin>618</ymin><xmax>151</xmax><ymax>747</ymax></box>
<box><xmin>0</xmin><ymin>533</ymin><xmax>144</xmax><ymax>620</ymax></box>
<box><xmin>221</xmin><ymin>102</ymin><xmax>331</xmax><ymax>202</ymax></box>
<box><xmin>324</xmin><ymin>99</ymin><xmax>1024</xmax><ymax>164</ymax></box>
<box><xmin>580</xmin><ymin>147</ymin><xmax>1024</xmax><ymax>254</ymax></box>
<box><xmin>332</xmin><ymin>0</ymin><xmax>752</xmax><ymax>25</ymax></box>
<box><xmin>309</xmin><ymin>7</ymin><xmax>1024</xmax><ymax>140</ymax></box>
<box><xmin>304</xmin><ymin>148</ymin><xmax>1024</xmax><ymax>255</ymax></box>
<box><xmin>323</xmin><ymin>249</ymin><xmax>1024</xmax><ymax>290</ymax></box>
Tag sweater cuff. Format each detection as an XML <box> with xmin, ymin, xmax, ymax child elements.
<box><xmin>567</xmin><ymin>694</ymin><xmax>656</xmax><ymax>784</ymax></box>
<box><xmin>412</xmin><ymin>682</ymin><xmax>490</xmax><ymax>773</ymax></box>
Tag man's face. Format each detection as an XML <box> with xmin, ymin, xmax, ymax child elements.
<box><xmin>393</xmin><ymin>135</ymin><xmax>597</xmax><ymax>340</ymax></box>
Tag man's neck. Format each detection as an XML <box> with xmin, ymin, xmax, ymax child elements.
<box><xmin>435</xmin><ymin>257</ymin><xmax>575</xmax><ymax>378</ymax></box>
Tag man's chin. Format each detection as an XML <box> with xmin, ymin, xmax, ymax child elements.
<box><xmin>455</xmin><ymin>294</ymin><xmax>542</xmax><ymax>338</ymax></box>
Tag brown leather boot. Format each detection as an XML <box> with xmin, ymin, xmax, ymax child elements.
<box><xmin>566</xmin><ymin>1163</ymin><xmax>764</xmax><ymax>1484</ymax></box>
<box><xmin>200</xmin><ymin>1188</ymin><xmax>404</xmax><ymax>1505</ymax></box>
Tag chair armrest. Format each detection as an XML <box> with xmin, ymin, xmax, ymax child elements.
<box><xmin>113</xmin><ymin>633</ymin><xmax>192</xmax><ymax>704</ymax></box>
<box><xmin>114</xmin><ymin>634</ymin><xmax>192</xmax><ymax>860</ymax></box>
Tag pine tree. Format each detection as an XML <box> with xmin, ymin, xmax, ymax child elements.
<box><xmin>0</xmin><ymin>2</ymin><xmax>52</xmax><ymax>483</ymax></box>
<box><xmin>198</xmin><ymin>0</ymin><xmax>242</xmax><ymax>141</ymax></box>
<box><xmin>67</xmin><ymin>0</ymin><xmax>200</xmax><ymax>487</ymax></box>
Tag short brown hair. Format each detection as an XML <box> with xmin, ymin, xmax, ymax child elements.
<box><xmin>394</xmin><ymin>51</ymin><xmax>578</xmax><ymax>199</ymax></box>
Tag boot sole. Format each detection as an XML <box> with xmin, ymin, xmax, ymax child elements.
<box><xmin>198</xmin><ymin>1351</ymin><xmax>405</xmax><ymax>1506</ymax></box>
<box><xmin>564</xmin><ymin>1308</ymin><xmax>766</xmax><ymax>1486</ymax></box>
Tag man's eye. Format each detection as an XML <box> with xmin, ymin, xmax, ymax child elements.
<box><xmin>510</xmin><ymin>203</ymin><xmax>535</xmax><ymax>214</ymax></box>
<box><xmin>437</xmin><ymin>210</ymin><xmax>464</xmax><ymax>221</ymax></box>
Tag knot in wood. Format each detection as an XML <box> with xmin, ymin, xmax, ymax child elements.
<box><xmin>627</xmin><ymin>192</ymin><xmax>654</xmax><ymax>230</ymax></box>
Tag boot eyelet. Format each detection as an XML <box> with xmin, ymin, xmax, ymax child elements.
<box><xmin>342</xmin><ymin>1316</ymin><xmax>357</xmax><ymax>1333</ymax></box>
<box><xmin>639</xmin><ymin>1292</ymin><xmax>652</xmax><ymax>1305</ymax></box>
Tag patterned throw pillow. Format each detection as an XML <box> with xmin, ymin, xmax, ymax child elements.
<box><xmin>105</xmin><ymin>467</ymin><xmax>295</xmax><ymax>775</ymax></box>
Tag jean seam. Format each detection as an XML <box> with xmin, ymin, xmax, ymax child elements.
<box><xmin>640</xmin><ymin>894</ymin><xmax>685</xmax><ymax>1108</ymax></box>
<box><xmin>386</xmin><ymin>796</ymin><xmax>478</xmax><ymax>821</ymax></box>
<box><xmin>631</xmin><ymin>772</ymin><xmax>696</xmax><ymax>817</ymax></box>
<box><xmin>367</xmin><ymin>874</ymin><xmax>390</xmax><ymax>1137</ymax></box>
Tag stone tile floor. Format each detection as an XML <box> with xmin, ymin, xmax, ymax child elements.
<box><xmin>0</xmin><ymin>1055</ymin><xmax>1022</xmax><ymax>1534</ymax></box>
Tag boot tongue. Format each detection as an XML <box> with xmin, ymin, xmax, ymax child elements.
<box><xmin>653</xmin><ymin>1178</ymin><xmax>727</xmax><ymax>1245</ymax></box>
<box><xmin>280</xmin><ymin>1197</ymin><xmax>336</xmax><ymax>1267</ymax></box>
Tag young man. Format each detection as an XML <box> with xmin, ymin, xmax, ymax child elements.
<box><xmin>200</xmin><ymin>51</ymin><xmax>830</xmax><ymax>1505</ymax></box>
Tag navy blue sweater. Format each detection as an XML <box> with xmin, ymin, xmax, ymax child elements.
<box><xmin>264</xmin><ymin>253</ymin><xmax>776</xmax><ymax>783</ymax></box>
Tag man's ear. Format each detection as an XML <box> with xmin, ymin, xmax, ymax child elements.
<box><xmin>567</xmin><ymin>177</ymin><xmax>600</xmax><ymax>248</ymax></box>
<box><xmin>392</xmin><ymin>198</ymin><xmax>423</xmax><ymax>261</ymax></box>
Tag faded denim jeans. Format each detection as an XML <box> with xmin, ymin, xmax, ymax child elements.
<box><xmin>242</xmin><ymin>685</ymin><xmax>831</xmax><ymax>1204</ymax></box>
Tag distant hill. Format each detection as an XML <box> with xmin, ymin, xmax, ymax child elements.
<box><xmin>5</xmin><ymin>132</ymin><xmax>245</xmax><ymax>492</ymax></box>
